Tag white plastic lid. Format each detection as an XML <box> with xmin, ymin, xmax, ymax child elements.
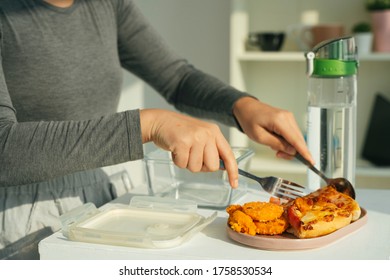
<box><xmin>60</xmin><ymin>196</ymin><xmax>216</xmax><ymax>249</ymax></box>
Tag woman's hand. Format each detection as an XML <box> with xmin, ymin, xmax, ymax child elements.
<box><xmin>233</xmin><ymin>97</ymin><xmax>314</xmax><ymax>164</ymax></box>
<box><xmin>140</xmin><ymin>109</ymin><xmax>239</xmax><ymax>188</ymax></box>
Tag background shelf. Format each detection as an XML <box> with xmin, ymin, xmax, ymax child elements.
<box><xmin>229</xmin><ymin>0</ymin><xmax>390</xmax><ymax>189</ymax></box>
<box><xmin>238</xmin><ymin>51</ymin><xmax>390</xmax><ymax>62</ymax></box>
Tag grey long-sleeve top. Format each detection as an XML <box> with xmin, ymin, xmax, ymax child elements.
<box><xmin>0</xmin><ymin>0</ymin><xmax>249</xmax><ymax>187</ymax></box>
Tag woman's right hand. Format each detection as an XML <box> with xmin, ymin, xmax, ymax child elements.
<box><xmin>233</xmin><ymin>97</ymin><xmax>314</xmax><ymax>164</ymax></box>
<box><xmin>140</xmin><ymin>109</ymin><xmax>239</xmax><ymax>188</ymax></box>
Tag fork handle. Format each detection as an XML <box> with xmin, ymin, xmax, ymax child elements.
<box><xmin>219</xmin><ymin>160</ymin><xmax>259</xmax><ymax>182</ymax></box>
<box><xmin>237</xmin><ymin>168</ymin><xmax>259</xmax><ymax>182</ymax></box>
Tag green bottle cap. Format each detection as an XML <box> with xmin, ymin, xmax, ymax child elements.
<box><xmin>313</xmin><ymin>59</ymin><xmax>358</xmax><ymax>76</ymax></box>
<box><xmin>305</xmin><ymin>36</ymin><xmax>359</xmax><ymax>77</ymax></box>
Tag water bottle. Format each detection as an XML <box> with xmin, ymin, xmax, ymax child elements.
<box><xmin>305</xmin><ymin>36</ymin><xmax>358</xmax><ymax>191</ymax></box>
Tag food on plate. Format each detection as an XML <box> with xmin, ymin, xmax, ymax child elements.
<box><xmin>228</xmin><ymin>209</ymin><xmax>257</xmax><ymax>236</ymax></box>
<box><xmin>226</xmin><ymin>185</ymin><xmax>361</xmax><ymax>239</ymax></box>
<box><xmin>226</xmin><ymin>204</ymin><xmax>242</xmax><ymax>215</ymax></box>
<box><xmin>242</xmin><ymin>201</ymin><xmax>284</xmax><ymax>221</ymax></box>
<box><xmin>286</xmin><ymin>185</ymin><xmax>361</xmax><ymax>238</ymax></box>
<box><xmin>253</xmin><ymin>216</ymin><xmax>289</xmax><ymax>235</ymax></box>
<box><xmin>227</xmin><ymin>202</ymin><xmax>288</xmax><ymax>236</ymax></box>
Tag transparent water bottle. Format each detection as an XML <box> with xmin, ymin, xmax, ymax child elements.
<box><xmin>305</xmin><ymin>36</ymin><xmax>358</xmax><ymax>191</ymax></box>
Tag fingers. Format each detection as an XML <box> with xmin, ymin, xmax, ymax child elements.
<box><xmin>273</xmin><ymin>115</ymin><xmax>315</xmax><ymax>165</ymax></box>
<box><xmin>171</xmin><ymin>127</ymin><xmax>219</xmax><ymax>173</ymax></box>
<box><xmin>171</xmin><ymin>145</ymin><xmax>190</xmax><ymax>169</ymax></box>
<box><xmin>216</xmin><ymin>136</ymin><xmax>239</xmax><ymax>189</ymax></box>
<box><xmin>201</xmin><ymin>143</ymin><xmax>220</xmax><ymax>172</ymax></box>
<box><xmin>262</xmin><ymin>124</ymin><xmax>314</xmax><ymax>165</ymax></box>
<box><xmin>275</xmin><ymin>150</ymin><xmax>295</xmax><ymax>161</ymax></box>
<box><xmin>233</xmin><ymin>99</ymin><xmax>314</xmax><ymax>165</ymax></box>
<box><xmin>186</xmin><ymin>143</ymin><xmax>219</xmax><ymax>173</ymax></box>
<box><xmin>174</xmin><ymin>131</ymin><xmax>238</xmax><ymax>189</ymax></box>
<box><xmin>151</xmin><ymin>111</ymin><xmax>238</xmax><ymax>188</ymax></box>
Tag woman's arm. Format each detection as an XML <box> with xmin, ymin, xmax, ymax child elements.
<box><xmin>116</xmin><ymin>0</ymin><xmax>252</xmax><ymax>129</ymax></box>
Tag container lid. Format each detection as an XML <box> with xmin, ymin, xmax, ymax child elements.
<box><xmin>60</xmin><ymin>196</ymin><xmax>216</xmax><ymax>249</ymax></box>
<box><xmin>305</xmin><ymin>36</ymin><xmax>358</xmax><ymax>77</ymax></box>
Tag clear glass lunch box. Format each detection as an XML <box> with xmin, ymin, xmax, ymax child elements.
<box><xmin>143</xmin><ymin>147</ymin><xmax>254</xmax><ymax>209</ymax></box>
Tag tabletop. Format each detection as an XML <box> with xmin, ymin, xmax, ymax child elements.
<box><xmin>38</xmin><ymin>187</ymin><xmax>390</xmax><ymax>260</ymax></box>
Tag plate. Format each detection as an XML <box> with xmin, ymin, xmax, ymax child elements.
<box><xmin>226</xmin><ymin>208</ymin><xmax>368</xmax><ymax>250</ymax></box>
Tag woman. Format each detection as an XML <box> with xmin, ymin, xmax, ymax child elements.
<box><xmin>0</xmin><ymin>0</ymin><xmax>312</xmax><ymax>259</ymax></box>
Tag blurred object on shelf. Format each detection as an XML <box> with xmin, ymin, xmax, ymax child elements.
<box><xmin>301</xmin><ymin>9</ymin><xmax>320</xmax><ymax>26</ymax></box>
<box><xmin>288</xmin><ymin>23</ymin><xmax>344</xmax><ymax>51</ymax></box>
<box><xmin>365</xmin><ymin>0</ymin><xmax>390</xmax><ymax>52</ymax></box>
<box><xmin>309</xmin><ymin>24</ymin><xmax>345</xmax><ymax>48</ymax></box>
<box><xmin>370</xmin><ymin>12</ymin><xmax>390</xmax><ymax>52</ymax></box>
<box><xmin>287</xmin><ymin>10</ymin><xmax>319</xmax><ymax>51</ymax></box>
<box><xmin>247</xmin><ymin>32</ymin><xmax>285</xmax><ymax>51</ymax></box>
<box><xmin>352</xmin><ymin>22</ymin><xmax>373</xmax><ymax>55</ymax></box>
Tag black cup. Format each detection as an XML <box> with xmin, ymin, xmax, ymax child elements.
<box><xmin>248</xmin><ymin>32</ymin><xmax>285</xmax><ymax>51</ymax></box>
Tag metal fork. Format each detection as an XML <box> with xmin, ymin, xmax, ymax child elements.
<box><xmin>220</xmin><ymin>160</ymin><xmax>306</xmax><ymax>201</ymax></box>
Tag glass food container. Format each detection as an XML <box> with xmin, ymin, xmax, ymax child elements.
<box><xmin>144</xmin><ymin>147</ymin><xmax>254</xmax><ymax>209</ymax></box>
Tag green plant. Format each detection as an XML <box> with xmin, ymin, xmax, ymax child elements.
<box><xmin>352</xmin><ymin>22</ymin><xmax>372</xmax><ymax>33</ymax></box>
<box><xmin>366</xmin><ymin>0</ymin><xmax>390</xmax><ymax>11</ymax></box>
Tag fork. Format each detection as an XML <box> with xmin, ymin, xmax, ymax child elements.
<box><xmin>220</xmin><ymin>160</ymin><xmax>306</xmax><ymax>201</ymax></box>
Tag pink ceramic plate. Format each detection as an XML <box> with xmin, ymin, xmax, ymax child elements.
<box><xmin>226</xmin><ymin>208</ymin><xmax>367</xmax><ymax>250</ymax></box>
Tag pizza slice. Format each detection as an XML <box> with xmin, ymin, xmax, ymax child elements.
<box><xmin>285</xmin><ymin>185</ymin><xmax>361</xmax><ymax>238</ymax></box>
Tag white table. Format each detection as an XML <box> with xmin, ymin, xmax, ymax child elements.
<box><xmin>39</xmin><ymin>187</ymin><xmax>390</xmax><ymax>260</ymax></box>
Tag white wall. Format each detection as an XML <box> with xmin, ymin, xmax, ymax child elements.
<box><xmin>134</xmin><ymin>0</ymin><xmax>231</xmax><ymax>121</ymax></box>
<box><xmin>108</xmin><ymin>0</ymin><xmax>231</xmax><ymax>190</ymax></box>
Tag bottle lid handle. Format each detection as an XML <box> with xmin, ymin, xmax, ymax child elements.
<box><xmin>305</xmin><ymin>51</ymin><xmax>315</xmax><ymax>76</ymax></box>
